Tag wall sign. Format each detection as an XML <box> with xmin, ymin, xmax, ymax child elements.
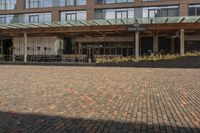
<box><xmin>128</xmin><ymin>24</ymin><xmax>146</xmax><ymax>31</ymax></box>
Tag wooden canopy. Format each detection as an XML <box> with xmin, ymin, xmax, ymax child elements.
<box><xmin>0</xmin><ymin>16</ymin><xmax>200</xmax><ymax>37</ymax></box>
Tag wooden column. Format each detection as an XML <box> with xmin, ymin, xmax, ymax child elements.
<box><xmin>78</xmin><ymin>42</ymin><xmax>82</xmax><ymax>54</ymax></box>
<box><xmin>0</xmin><ymin>36</ymin><xmax>3</xmax><ymax>55</ymax></box>
<box><xmin>171</xmin><ymin>37</ymin><xmax>175</xmax><ymax>54</ymax></box>
<box><xmin>180</xmin><ymin>29</ymin><xmax>185</xmax><ymax>56</ymax></box>
<box><xmin>24</xmin><ymin>33</ymin><xmax>27</xmax><ymax>63</ymax></box>
<box><xmin>135</xmin><ymin>32</ymin><xmax>140</xmax><ymax>59</ymax></box>
<box><xmin>153</xmin><ymin>35</ymin><xmax>159</xmax><ymax>52</ymax></box>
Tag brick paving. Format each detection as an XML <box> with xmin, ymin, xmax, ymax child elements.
<box><xmin>0</xmin><ymin>65</ymin><xmax>199</xmax><ymax>133</ymax></box>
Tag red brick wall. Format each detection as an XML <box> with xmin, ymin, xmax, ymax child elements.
<box><xmin>0</xmin><ymin>0</ymin><xmax>200</xmax><ymax>20</ymax></box>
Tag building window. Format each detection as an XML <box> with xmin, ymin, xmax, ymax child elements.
<box><xmin>29</xmin><ymin>0</ymin><xmax>39</xmax><ymax>8</ymax></box>
<box><xmin>95</xmin><ymin>8</ymin><xmax>134</xmax><ymax>19</ymax></box>
<box><xmin>143</xmin><ymin>0</ymin><xmax>160</xmax><ymax>2</ymax></box>
<box><xmin>25</xmin><ymin>0</ymin><xmax>52</xmax><ymax>8</ymax></box>
<box><xmin>189</xmin><ymin>5</ymin><xmax>200</xmax><ymax>16</ymax></box>
<box><xmin>96</xmin><ymin>0</ymin><xmax>133</xmax><ymax>4</ymax></box>
<box><xmin>116</xmin><ymin>10</ymin><xmax>128</xmax><ymax>19</ymax></box>
<box><xmin>0</xmin><ymin>13</ymin><xmax>52</xmax><ymax>24</ymax></box>
<box><xmin>60</xmin><ymin>0</ymin><xmax>86</xmax><ymax>6</ymax></box>
<box><xmin>0</xmin><ymin>15</ymin><xmax>14</xmax><ymax>24</ymax></box>
<box><xmin>96</xmin><ymin>6</ymin><xmax>178</xmax><ymax>19</ymax></box>
<box><xmin>143</xmin><ymin>6</ymin><xmax>179</xmax><ymax>18</ymax></box>
<box><xmin>61</xmin><ymin>11</ymin><xmax>86</xmax><ymax>21</ymax></box>
<box><xmin>0</xmin><ymin>0</ymin><xmax>16</xmax><ymax>10</ymax></box>
<box><xmin>29</xmin><ymin>15</ymin><xmax>39</xmax><ymax>23</ymax></box>
<box><xmin>66</xmin><ymin>0</ymin><xmax>75</xmax><ymax>6</ymax></box>
<box><xmin>65</xmin><ymin>13</ymin><xmax>77</xmax><ymax>21</ymax></box>
<box><xmin>76</xmin><ymin>0</ymin><xmax>86</xmax><ymax>5</ymax></box>
<box><xmin>148</xmin><ymin>9</ymin><xmax>158</xmax><ymax>17</ymax></box>
<box><xmin>25</xmin><ymin>13</ymin><xmax>52</xmax><ymax>23</ymax></box>
<box><xmin>0</xmin><ymin>16</ymin><xmax>6</xmax><ymax>24</ymax></box>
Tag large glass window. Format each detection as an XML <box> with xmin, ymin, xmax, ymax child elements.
<box><xmin>24</xmin><ymin>13</ymin><xmax>52</xmax><ymax>23</ymax></box>
<box><xmin>0</xmin><ymin>13</ymin><xmax>52</xmax><ymax>24</ymax></box>
<box><xmin>96</xmin><ymin>0</ymin><xmax>133</xmax><ymax>4</ymax></box>
<box><xmin>65</xmin><ymin>13</ymin><xmax>76</xmax><ymax>21</ymax></box>
<box><xmin>25</xmin><ymin>0</ymin><xmax>53</xmax><ymax>8</ymax></box>
<box><xmin>95</xmin><ymin>6</ymin><xmax>178</xmax><ymax>19</ymax></box>
<box><xmin>0</xmin><ymin>0</ymin><xmax>16</xmax><ymax>10</ymax></box>
<box><xmin>143</xmin><ymin>6</ymin><xmax>179</xmax><ymax>18</ymax></box>
<box><xmin>189</xmin><ymin>5</ymin><xmax>200</xmax><ymax>16</ymax></box>
<box><xmin>0</xmin><ymin>16</ymin><xmax>6</xmax><ymax>23</ymax></box>
<box><xmin>95</xmin><ymin>8</ymin><xmax>134</xmax><ymax>19</ymax></box>
<box><xmin>29</xmin><ymin>15</ymin><xmax>39</xmax><ymax>23</ymax></box>
<box><xmin>29</xmin><ymin>0</ymin><xmax>39</xmax><ymax>8</ymax></box>
<box><xmin>25</xmin><ymin>0</ymin><xmax>86</xmax><ymax>8</ymax></box>
<box><xmin>60</xmin><ymin>0</ymin><xmax>86</xmax><ymax>6</ymax></box>
<box><xmin>77</xmin><ymin>0</ymin><xmax>86</xmax><ymax>5</ymax></box>
<box><xmin>60</xmin><ymin>11</ymin><xmax>86</xmax><ymax>21</ymax></box>
<box><xmin>0</xmin><ymin>15</ymin><xmax>14</xmax><ymax>24</ymax></box>
<box><xmin>116</xmin><ymin>10</ymin><xmax>128</xmax><ymax>19</ymax></box>
<box><xmin>143</xmin><ymin>0</ymin><xmax>160</xmax><ymax>2</ymax></box>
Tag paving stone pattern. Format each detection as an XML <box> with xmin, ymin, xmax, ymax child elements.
<box><xmin>0</xmin><ymin>65</ymin><xmax>199</xmax><ymax>133</ymax></box>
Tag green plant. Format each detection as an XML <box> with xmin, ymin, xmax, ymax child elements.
<box><xmin>95</xmin><ymin>52</ymin><xmax>200</xmax><ymax>64</ymax></box>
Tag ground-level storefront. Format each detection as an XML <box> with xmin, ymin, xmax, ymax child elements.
<box><xmin>0</xmin><ymin>17</ymin><xmax>200</xmax><ymax>63</ymax></box>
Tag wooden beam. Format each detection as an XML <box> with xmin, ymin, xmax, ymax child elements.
<box><xmin>194</xmin><ymin>17</ymin><xmax>200</xmax><ymax>23</ymax></box>
<box><xmin>2</xmin><ymin>23</ymin><xmax>200</xmax><ymax>35</ymax></box>
<box><xmin>92</xmin><ymin>20</ymin><xmax>99</xmax><ymax>25</ymax></box>
<box><xmin>106</xmin><ymin>20</ymin><xmax>112</xmax><ymax>25</ymax></box>
<box><xmin>79</xmin><ymin>21</ymin><xmax>88</xmax><ymax>26</ymax></box>
<box><xmin>178</xmin><ymin>17</ymin><xmax>185</xmax><ymax>23</ymax></box>
<box><xmin>121</xmin><ymin>19</ymin><xmax>125</xmax><ymax>24</ymax></box>
<box><xmin>67</xmin><ymin>22</ymin><xmax>76</xmax><ymax>26</ymax></box>
<box><xmin>165</xmin><ymin>18</ymin><xmax>169</xmax><ymax>24</ymax></box>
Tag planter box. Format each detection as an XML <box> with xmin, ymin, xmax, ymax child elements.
<box><xmin>96</xmin><ymin>56</ymin><xmax>200</xmax><ymax>68</ymax></box>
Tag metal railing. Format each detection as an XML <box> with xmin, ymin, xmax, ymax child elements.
<box><xmin>0</xmin><ymin>55</ymin><xmax>88</xmax><ymax>63</ymax></box>
<box><xmin>0</xmin><ymin>55</ymin><xmax>24</xmax><ymax>62</ymax></box>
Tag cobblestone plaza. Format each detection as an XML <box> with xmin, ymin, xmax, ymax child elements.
<box><xmin>0</xmin><ymin>65</ymin><xmax>199</xmax><ymax>132</ymax></box>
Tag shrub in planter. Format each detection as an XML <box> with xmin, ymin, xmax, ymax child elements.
<box><xmin>95</xmin><ymin>52</ymin><xmax>200</xmax><ymax>64</ymax></box>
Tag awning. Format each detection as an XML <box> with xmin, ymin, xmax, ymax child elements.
<box><xmin>0</xmin><ymin>16</ymin><xmax>199</xmax><ymax>29</ymax></box>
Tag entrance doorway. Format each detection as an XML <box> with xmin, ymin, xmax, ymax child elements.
<box><xmin>2</xmin><ymin>38</ymin><xmax>13</xmax><ymax>61</ymax></box>
<box><xmin>85</xmin><ymin>46</ymin><xmax>94</xmax><ymax>62</ymax></box>
<box><xmin>82</xmin><ymin>42</ymin><xmax>133</xmax><ymax>57</ymax></box>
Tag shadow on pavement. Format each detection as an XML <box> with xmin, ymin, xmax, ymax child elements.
<box><xmin>0</xmin><ymin>111</ymin><xmax>199</xmax><ymax>133</ymax></box>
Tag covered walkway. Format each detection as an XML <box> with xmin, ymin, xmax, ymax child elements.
<box><xmin>0</xmin><ymin>16</ymin><xmax>200</xmax><ymax>63</ymax></box>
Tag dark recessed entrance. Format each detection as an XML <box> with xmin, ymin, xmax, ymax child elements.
<box><xmin>1</xmin><ymin>38</ymin><xmax>13</xmax><ymax>61</ymax></box>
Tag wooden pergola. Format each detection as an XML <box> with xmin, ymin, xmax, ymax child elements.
<box><xmin>0</xmin><ymin>16</ymin><xmax>200</xmax><ymax>62</ymax></box>
<box><xmin>0</xmin><ymin>16</ymin><xmax>200</xmax><ymax>36</ymax></box>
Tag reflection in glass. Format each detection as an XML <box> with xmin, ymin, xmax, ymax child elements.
<box><xmin>61</xmin><ymin>11</ymin><xmax>86</xmax><ymax>21</ymax></box>
<box><xmin>0</xmin><ymin>13</ymin><xmax>52</xmax><ymax>24</ymax></box>
<box><xmin>0</xmin><ymin>0</ymin><xmax>16</xmax><ymax>10</ymax></box>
